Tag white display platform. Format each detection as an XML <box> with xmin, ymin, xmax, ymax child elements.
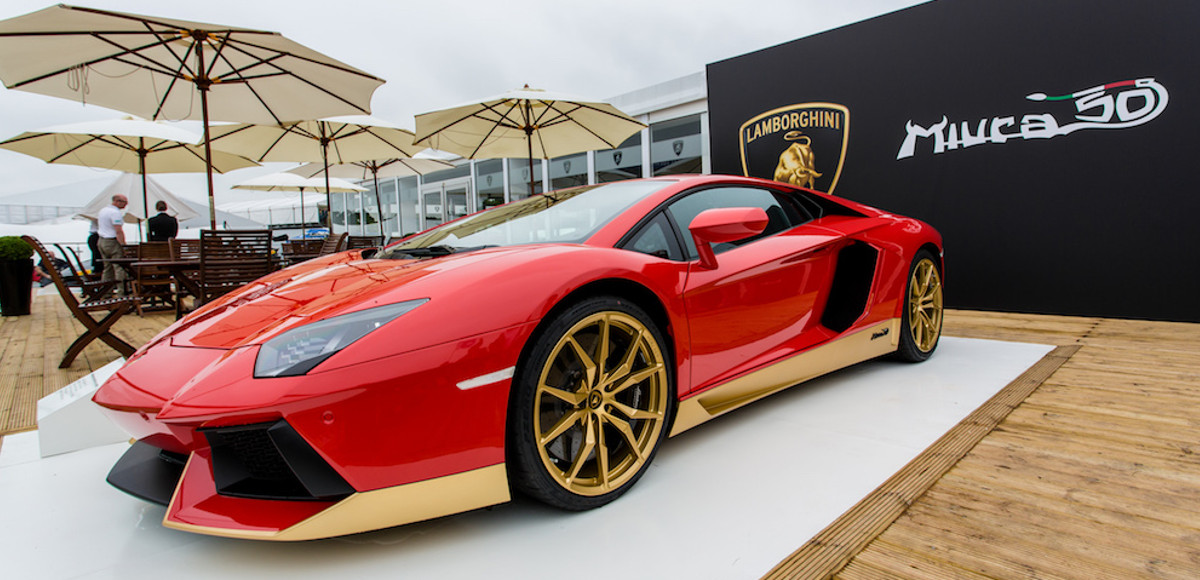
<box><xmin>0</xmin><ymin>337</ymin><xmax>1052</xmax><ymax>580</ymax></box>
<box><xmin>37</xmin><ymin>358</ymin><xmax>127</xmax><ymax>457</ymax></box>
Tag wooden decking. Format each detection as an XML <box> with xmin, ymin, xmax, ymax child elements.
<box><xmin>2</xmin><ymin>295</ymin><xmax>1198</xmax><ymax>578</ymax></box>
<box><xmin>0</xmin><ymin>292</ymin><xmax>174</xmax><ymax>437</ymax></box>
<box><xmin>768</xmin><ymin>311</ymin><xmax>1200</xmax><ymax>579</ymax></box>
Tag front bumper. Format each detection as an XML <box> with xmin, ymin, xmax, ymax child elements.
<box><xmin>107</xmin><ymin>423</ymin><xmax>511</xmax><ymax>541</ymax></box>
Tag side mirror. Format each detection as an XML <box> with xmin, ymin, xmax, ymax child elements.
<box><xmin>688</xmin><ymin>207</ymin><xmax>769</xmax><ymax>269</ymax></box>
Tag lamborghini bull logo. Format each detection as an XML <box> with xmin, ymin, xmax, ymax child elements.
<box><xmin>740</xmin><ymin>102</ymin><xmax>849</xmax><ymax>194</ymax></box>
<box><xmin>773</xmin><ymin>132</ymin><xmax>822</xmax><ymax>189</ymax></box>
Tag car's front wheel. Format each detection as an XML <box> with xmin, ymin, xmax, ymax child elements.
<box><xmin>508</xmin><ymin>296</ymin><xmax>673</xmax><ymax>511</ymax></box>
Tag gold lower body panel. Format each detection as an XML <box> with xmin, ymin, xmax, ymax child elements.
<box><xmin>670</xmin><ymin>319</ymin><xmax>900</xmax><ymax>436</ymax></box>
<box><xmin>164</xmin><ymin>463</ymin><xmax>511</xmax><ymax>541</ymax></box>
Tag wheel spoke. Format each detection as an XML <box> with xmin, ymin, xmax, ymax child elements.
<box><xmin>605</xmin><ymin>412</ymin><xmax>647</xmax><ymax>464</ymax></box>
<box><xmin>610</xmin><ymin>362</ymin><xmax>664</xmax><ymax>395</ymax></box>
<box><xmin>565</xmin><ymin>414</ymin><xmax>596</xmax><ymax>482</ymax></box>
<box><xmin>539</xmin><ymin>384</ymin><xmax>587</xmax><ymax>406</ymax></box>
<box><xmin>595</xmin><ymin>315</ymin><xmax>611</xmax><ymax>377</ymax></box>
<box><xmin>564</xmin><ymin>335</ymin><xmax>598</xmax><ymax>386</ymax></box>
<box><xmin>601</xmin><ymin>326</ymin><xmax>645</xmax><ymax>389</ymax></box>
<box><xmin>540</xmin><ymin>408</ymin><xmax>585</xmax><ymax>446</ymax></box>
<box><xmin>594</xmin><ymin>414</ymin><xmax>610</xmax><ymax>490</ymax></box>
<box><xmin>609</xmin><ymin>399</ymin><xmax>662</xmax><ymax>422</ymax></box>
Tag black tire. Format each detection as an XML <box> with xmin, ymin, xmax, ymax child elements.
<box><xmin>507</xmin><ymin>296</ymin><xmax>674</xmax><ymax>511</ymax></box>
<box><xmin>893</xmin><ymin>249</ymin><xmax>944</xmax><ymax>362</ymax></box>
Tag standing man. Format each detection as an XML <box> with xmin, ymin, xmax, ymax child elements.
<box><xmin>97</xmin><ymin>194</ymin><xmax>128</xmax><ymax>293</ymax></box>
<box><xmin>147</xmin><ymin>200</ymin><xmax>179</xmax><ymax>242</ymax></box>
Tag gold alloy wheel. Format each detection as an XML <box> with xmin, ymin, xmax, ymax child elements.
<box><xmin>908</xmin><ymin>257</ymin><xmax>944</xmax><ymax>352</ymax></box>
<box><xmin>534</xmin><ymin>311</ymin><xmax>669</xmax><ymax>496</ymax></box>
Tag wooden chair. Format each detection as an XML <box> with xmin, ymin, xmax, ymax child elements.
<box><xmin>169</xmin><ymin>238</ymin><xmax>202</xmax><ymax>319</ymax></box>
<box><xmin>197</xmin><ymin>230</ymin><xmax>272</xmax><ymax>306</ymax></box>
<box><xmin>22</xmin><ymin>235</ymin><xmax>140</xmax><ymax>368</ymax></box>
<box><xmin>346</xmin><ymin>235</ymin><xmax>383</xmax><ymax>249</ymax></box>
<box><xmin>52</xmin><ymin>243</ymin><xmax>115</xmax><ymax>299</ymax></box>
<box><xmin>279</xmin><ymin>239</ymin><xmax>323</xmax><ymax>267</ymax></box>
<box><xmin>133</xmin><ymin>241</ymin><xmax>174</xmax><ymax>313</ymax></box>
<box><xmin>318</xmin><ymin>232</ymin><xmax>348</xmax><ymax>256</ymax></box>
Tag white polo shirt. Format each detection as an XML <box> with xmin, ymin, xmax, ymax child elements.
<box><xmin>97</xmin><ymin>205</ymin><xmax>124</xmax><ymax>239</ymax></box>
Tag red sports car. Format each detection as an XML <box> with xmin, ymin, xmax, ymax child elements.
<box><xmin>93</xmin><ymin>174</ymin><xmax>943</xmax><ymax>540</ymax></box>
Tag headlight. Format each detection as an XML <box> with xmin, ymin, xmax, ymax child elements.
<box><xmin>254</xmin><ymin>299</ymin><xmax>428</xmax><ymax>378</ymax></box>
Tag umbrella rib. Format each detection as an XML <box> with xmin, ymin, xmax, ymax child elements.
<box><xmin>467</xmin><ymin>100</ymin><xmax>523</xmax><ymax>158</ymax></box>
<box><xmin>6</xmin><ymin>33</ymin><xmax>185</xmax><ymax>88</ymax></box>
<box><xmin>357</xmin><ymin>127</ymin><xmax>418</xmax><ymax>157</ymax></box>
<box><xmin>44</xmin><ymin>138</ymin><xmax>102</xmax><ymax>164</ymax></box>
<box><xmin>207</xmin><ymin>40</ymin><xmax>370</xmax><ymax>119</ymax></box>
<box><xmin>59</xmin><ymin>5</ymin><xmax>277</xmax><ymax>38</ymax></box>
<box><xmin>231</xmin><ymin>36</ymin><xmax>384</xmax><ymax>81</ymax></box>
<box><xmin>413</xmin><ymin>100</ymin><xmax>520</xmax><ymax>144</ymax></box>
<box><xmin>204</xmin><ymin>37</ymin><xmax>285</xmax><ymax>124</ymax></box>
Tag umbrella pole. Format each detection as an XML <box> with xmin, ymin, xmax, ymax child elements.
<box><xmin>139</xmin><ymin>145</ymin><xmax>148</xmax><ymax>242</ymax></box>
<box><xmin>196</xmin><ymin>40</ymin><xmax>217</xmax><ymax>230</ymax></box>
<box><xmin>527</xmin><ymin>129</ymin><xmax>536</xmax><ymax>195</ymax></box>
<box><xmin>322</xmin><ymin>148</ymin><xmax>332</xmax><ymax>232</ymax></box>
<box><xmin>372</xmin><ymin>165</ymin><xmax>383</xmax><ymax>237</ymax></box>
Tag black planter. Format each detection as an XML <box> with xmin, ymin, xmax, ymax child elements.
<box><xmin>0</xmin><ymin>259</ymin><xmax>34</xmax><ymax>316</ymax></box>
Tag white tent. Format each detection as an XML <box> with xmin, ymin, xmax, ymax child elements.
<box><xmin>77</xmin><ymin>173</ymin><xmax>202</xmax><ymax>224</ymax></box>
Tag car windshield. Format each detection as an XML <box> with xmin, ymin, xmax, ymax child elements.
<box><xmin>377</xmin><ymin>180</ymin><xmax>670</xmax><ymax>258</ymax></box>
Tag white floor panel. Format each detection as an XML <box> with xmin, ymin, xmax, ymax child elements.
<box><xmin>0</xmin><ymin>337</ymin><xmax>1052</xmax><ymax>579</ymax></box>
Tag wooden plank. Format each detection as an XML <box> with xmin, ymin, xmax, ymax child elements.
<box><xmin>0</xmin><ymin>294</ymin><xmax>173</xmax><ymax>436</ymax></box>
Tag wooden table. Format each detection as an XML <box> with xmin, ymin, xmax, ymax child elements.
<box><xmin>130</xmin><ymin>259</ymin><xmax>200</xmax><ymax>318</ymax></box>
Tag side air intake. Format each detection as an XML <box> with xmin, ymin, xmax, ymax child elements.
<box><xmin>821</xmin><ymin>241</ymin><xmax>879</xmax><ymax>333</ymax></box>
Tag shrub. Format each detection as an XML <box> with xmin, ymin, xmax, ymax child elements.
<box><xmin>0</xmin><ymin>236</ymin><xmax>33</xmax><ymax>261</ymax></box>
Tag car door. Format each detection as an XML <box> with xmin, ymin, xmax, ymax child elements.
<box><xmin>667</xmin><ymin>186</ymin><xmax>845</xmax><ymax>396</ymax></box>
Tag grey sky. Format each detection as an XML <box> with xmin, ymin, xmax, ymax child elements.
<box><xmin>0</xmin><ymin>0</ymin><xmax>926</xmax><ymax>204</ymax></box>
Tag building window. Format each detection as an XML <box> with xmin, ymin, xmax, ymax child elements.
<box><xmin>330</xmin><ymin>192</ymin><xmax>347</xmax><ymax>232</ymax></box>
<box><xmin>475</xmin><ymin>159</ymin><xmax>505</xmax><ymax>210</ymax></box>
<box><xmin>596</xmin><ymin>132</ymin><xmax>642</xmax><ymax>183</ymax></box>
<box><xmin>422</xmin><ymin>164</ymin><xmax>471</xmax><ymax>184</ymax></box>
<box><xmin>361</xmin><ymin>188</ymin><xmax>381</xmax><ymax>236</ymax></box>
<box><xmin>550</xmin><ymin>152</ymin><xmax>587</xmax><ymax>191</ymax></box>
<box><xmin>398</xmin><ymin>176</ymin><xmax>419</xmax><ymax>238</ymax></box>
<box><xmin>509</xmin><ymin>158</ymin><xmax>543</xmax><ymax>200</ymax></box>
<box><xmin>346</xmin><ymin>191</ymin><xmax>363</xmax><ymax>235</ymax></box>
<box><xmin>651</xmin><ymin>114</ymin><xmax>702</xmax><ymax>176</ymax></box>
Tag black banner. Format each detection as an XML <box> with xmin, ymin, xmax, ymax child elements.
<box><xmin>707</xmin><ymin>0</ymin><xmax>1200</xmax><ymax>322</ymax></box>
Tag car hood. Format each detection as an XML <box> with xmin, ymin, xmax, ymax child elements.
<box><xmin>164</xmin><ymin>246</ymin><xmax>543</xmax><ymax>350</ymax></box>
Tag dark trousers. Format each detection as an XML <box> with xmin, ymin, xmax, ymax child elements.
<box><xmin>88</xmin><ymin>232</ymin><xmax>100</xmax><ymax>273</ymax></box>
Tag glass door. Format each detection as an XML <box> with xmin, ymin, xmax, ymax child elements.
<box><xmin>420</xmin><ymin>177</ymin><xmax>473</xmax><ymax>230</ymax></box>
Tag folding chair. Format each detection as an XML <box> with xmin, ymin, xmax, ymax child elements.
<box><xmin>22</xmin><ymin>235</ymin><xmax>140</xmax><ymax>368</ymax></box>
<box><xmin>318</xmin><ymin>232</ymin><xmax>348</xmax><ymax>256</ymax></box>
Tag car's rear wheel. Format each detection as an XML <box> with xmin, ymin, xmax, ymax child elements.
<box><xmin>508</xmin><ymin>296</ymin><xmax>673</xmax><ymax>511</ymax></box>
<box><xmin>895</xmin><ymin>250</ymin><xmax>944</xmax><ymax>362</ymax></box>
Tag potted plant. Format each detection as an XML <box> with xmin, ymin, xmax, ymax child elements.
<box><xmin>0</xmin><ymin>236</ymin><xmax>34</xmax><ymax>316</ymax></box>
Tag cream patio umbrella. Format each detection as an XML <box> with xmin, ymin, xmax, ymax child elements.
<box><xmin>232</xmin><ymin>172</ymin><xmax>365</xmax><ymax>230</ymax></box>
<box><xmin>286</xmin><ymin>157</ymin><xmax>453</xmax><ymax>234</ymax></box>
<box><xmin>0</xmin><ymin>118</ymin><xmax>256</xmax><ymax>239</ymax></box>
<box><xmin>209</xmin><ymin>115</ymin><xmax>424</xmax><ymax>209</ymax></box>
<box><xmin>413</xmin><ymin>85</ymin><xmax>645</xmax><ymax>194</ymax></box>
<box><xmin>0</xmin><ymin>4</ymin><xmax>385</xmax><ymax>229</ymax></box>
